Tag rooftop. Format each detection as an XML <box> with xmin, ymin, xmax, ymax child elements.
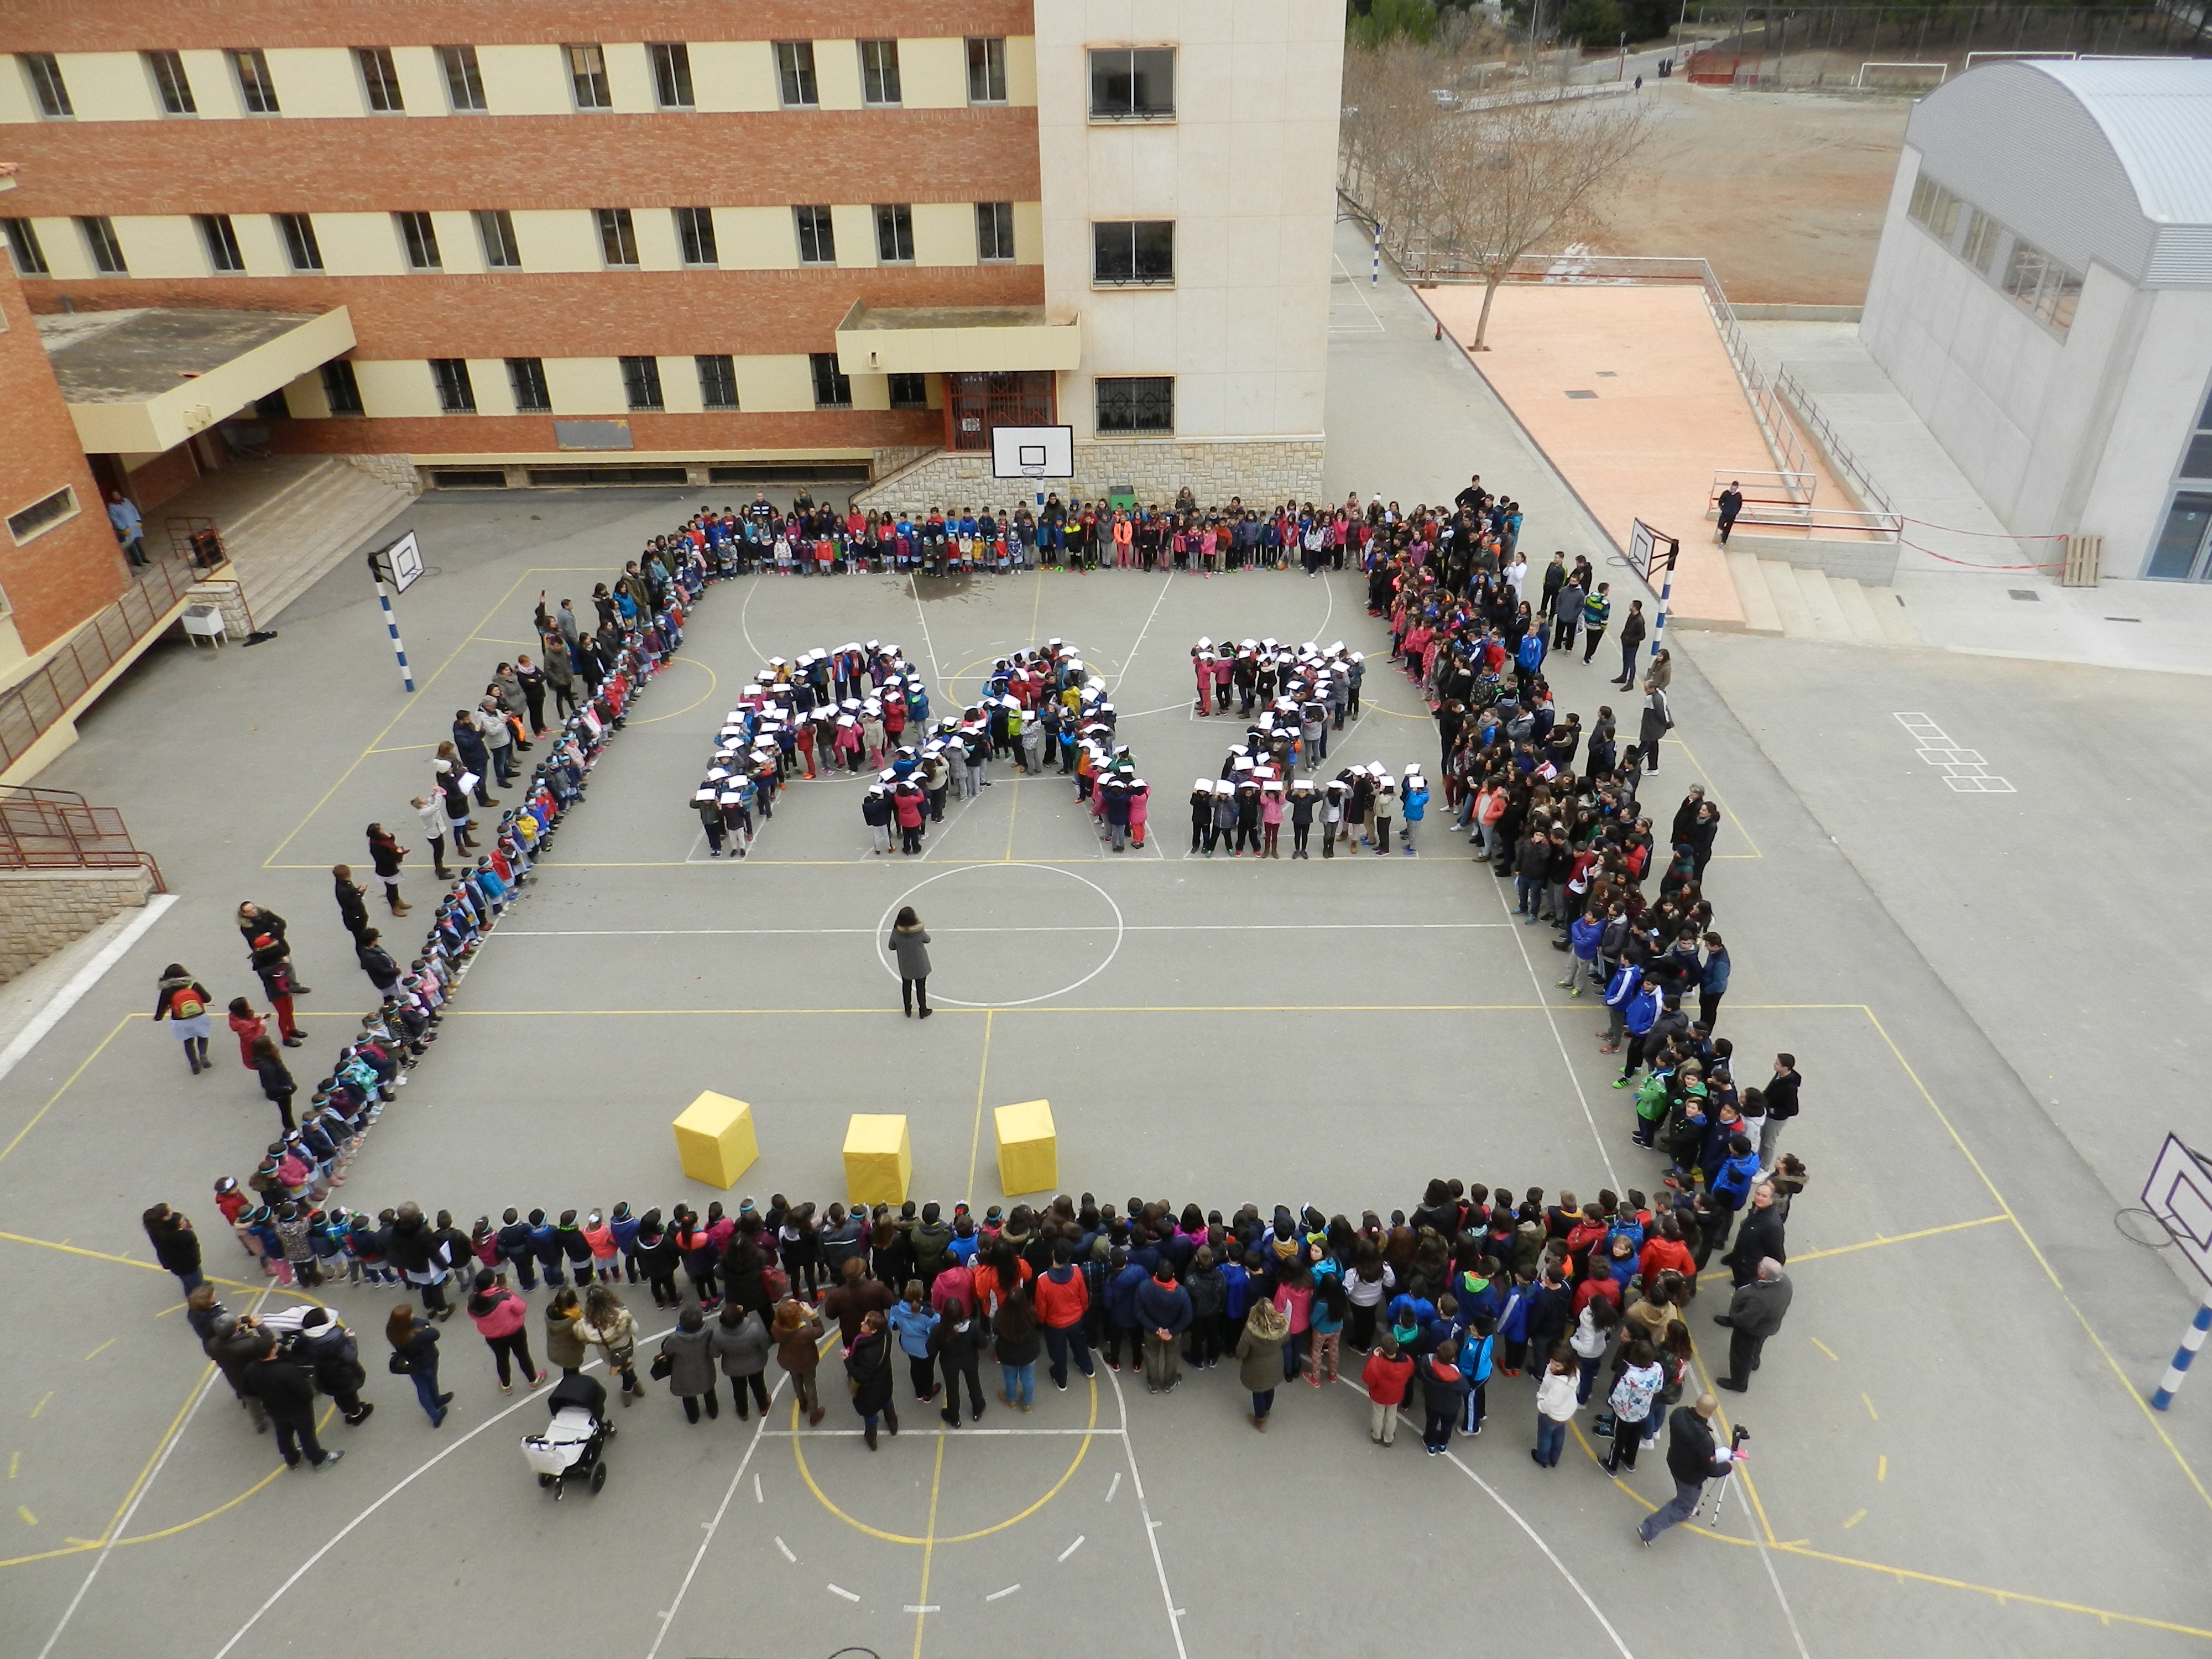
<box><xmin>36</xmin><ymin>307</ymin><xmax>324</xmax><ymax>405</ymax></box>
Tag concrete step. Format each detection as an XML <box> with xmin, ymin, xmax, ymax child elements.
<box><xmin>1759</xmin><ymin>557</ymin><xmax>1814</xmax><ymax>637</ymax></box>
<box><xmin>1872</xmin><ymin>586</ymin><xmax>1923</xmax><ymax>646</ymax></box>
<box><xmin>1725</xmin><ymin>550</ymin><xmax>1783</xmax><ymax>635</ymax></box>
<box><xmin>1830</xmin><ymin>572</ymin><xmax>1888</xmax><ymax>645</ymax></box>
<box><xmin>1790</xmin><ymin>563</ymin><xmax>1853</xmax><ymax>642</ymax></box>
<box><xmin>225</xmin><ymin>463</ymin><xmax>414</xmax><ymax>624</ymax></box>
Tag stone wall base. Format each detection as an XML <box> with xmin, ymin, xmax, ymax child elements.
<box><xmin>854</xmin><ymin>437</ymin><xmax>1328</xmax><ymax>514</ymax></box>
<box><xmin>0</xmin><ymin>866</ymin><xmax>157</xmax><ymax>983</ymax></box>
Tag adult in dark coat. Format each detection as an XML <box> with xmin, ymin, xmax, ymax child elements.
<box><xmin>846</xmin><ymin>1313</ymin><xmax>898</xmax><ymax>1447</ymax></box>
<box><xmin>332</xmin><ymin>865</ymin><xmax>371</xmax><ymax>942</ymax></box>
<box><xmin>237</xmin><ymin>902</ymin><xmax>310</xmax><ymax>996</ymax></box>
<box><xmin>142</xmin><ymin>1203</ymin><xmax>204</xmax><ymax>1292</ymax></box>
<box><xmin>364</xmin><ymin>825</ymin><xmax>410</xmax><ymax>915</ymax></box>
<box><xmin>1720</xmin><ymin>1184</ymin><xmax>1786</xmax><ymax>1290</ymax></box>
<box><xmin>294</xmin><ymin>1307</ymin><xmax>374</xmax><ymax>1423</ymax></box>
<box><xmin>1716</xmin><ymin>1261</ymin><xmax>1793</xmax><ymax>1391</ymax></box>
<box><xmin>927</xmin><ymin>1297</ymin><xmax>987</xmax><ymax>1426</ymax></box>
<box><xmin>241</xmin><ymin>1345</ymin><xmax>343</xmax><ymax>1469</ymax></box>
<box><xmin>204</xmin><ymin>1313</ymin><xmax>273</xmax><ymax>1431</ymax></box>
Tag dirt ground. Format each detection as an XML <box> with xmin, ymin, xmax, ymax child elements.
<box><xmin>1587</xmin><ymin>80</ymin><xmax>1910</xmax><ymax>305</ymax></box>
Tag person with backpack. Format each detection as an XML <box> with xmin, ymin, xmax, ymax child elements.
<box><xmin>155</xmin><ymin>964</ymin><xmax>215</xmax><ymax>1075</ymax></box>
<box><xmin>1602</xmin><ymin>1339</ymin><xmax>1665</xmax><ymax>1473</ymax></box>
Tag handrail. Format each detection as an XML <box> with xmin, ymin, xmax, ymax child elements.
<box><xmin>0</xmin><ymin>792</ymin><xmax>166</xmax><ymax>890</ymax></box>
<box><xmin>1775</xmin><ymin>367</ymin><xmax>1894</xmax><ymax>515</ymax></box>
<box><xmin>0</xmin><ymin>554</ymin><xmax>199</xmax><ymax>773</ymax></box>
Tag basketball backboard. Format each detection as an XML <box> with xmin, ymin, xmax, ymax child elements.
<box><xmin>2143</xmin><ymin>1134</ymin><xmax>2212</xmax><ymax>1286</ymax></box>
<box><xmin>990</xmin><ymin>425</ymin><xmax>1074</xmax><ymax>481</ymax></box>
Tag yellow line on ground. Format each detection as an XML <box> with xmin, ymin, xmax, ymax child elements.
<box><xmin>1861</xmin><ymin>1005</ymin><xmax>2212</xmax><ymax>1515</ymax></box>
<box><xmin>1877</xmin><ymin>1454</ymin><xmax>1887</xmax><ymax>1483</ymax></box>
<box><xmin>1661</xmin><ymin>735</ymin><xmax>1762</xmax><ymax>858</ymax></box>
<box><xmin>96</xmin><ymin>1365</ymin><xmax>216</xmax><ymax>1543</ymax></box>
<box><xmin>29</xmin><ymin>1393</ymin><xmax>51</xmax><ymax>1420</ymax></box>
<box><xmin>1810</xmin><ymin>1337</ymin><xmax>1840</xmax><ymax>1361</ymax></box>
<box><xmin>964</xmin><ymin>1010</ymin><xmax>995</xmax><ymax>1205</ymax></box>
<box><xmin>1776</xmin><ymin>1541</ymin><xmax>2212</xmax><ymax>1640</ymax></box>
<box><xmin>83</xmin><ymin>1339</ymin><xmax>114</xmax><ymax>1362</ymax></box>
<box><xmin>912</xmin><ymin>1436</ymin><xmax>947</xmax><ymax>1659</ymax></box>
<box><xmin>1791</xmin><ymin>1214</ymin><xmax>2008</xmax><ymax>1261</ymax></box>
<box><xmin>1861</xmin><ymin>1392</ymin><xmax>1879</xmax><ymax>1422</ymax></box>
<box><xmin>0</xmin><ymin>1014</ymin><xmax>134</xmax><ymax>1171</ymax></box>
<box><xmin>628</xmin><ymin>656</ymin><xmax>717</xmax><ymax>726</ymax></box>
<box><xmin>0</xmin><ymin>1232</ymin><xmax>254</xmax><ymax>1292</ymax></box>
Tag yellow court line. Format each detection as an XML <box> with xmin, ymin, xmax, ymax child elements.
<box><xmin>1810</xmin><ymin>1337</ymin><xmax>1840</xmax><ymax>1362</ymax></box>
<box><xmin>0</xmin><ymin>1014</ymin><xmax>134</xmax><ymax>1171</ymax></box>
<box><xmin>0</xmin><ymin>1232</ymin><xmax>256</xmax><ymax>1293</ymax></box>
<box><xmin>912</xmin><ymin>1436</ymin><xmax>947</xmax><ymax>1659</ymax></box>
<box><xmin>261</xmin><ymin>565</ymin><xmax>609</xmax><ymax>867</ymax></box>
<box><xmin>627</xmin><ymin>656</ymin><xmax>718</xmax><ymax>726</ymax></box>
<box><xmin>1661</xmin><ymin>734</ymin><xmax>1763</xmax><ymax>859</ymax></box>
<box><xmin>1791</xmin><ymin>1214</ymin><xmax>2008</xmax><ymax>1262</ymax></box>
<box><xmin>964</xmin><ymin>1010</ymin><xmax>995</xmax><ymax>1206</ymax></box>
<box><xmin>1860</xmin><ymin>1005</ymin><xmax>2212</xmax><ymax>1515</ymax></box>
<box><xmin>95</xmin><ymin>1364</ymin><xmax>218</xmax><ymax>1545</ymax></box>
<box><xmin>446</xmin><ymin>1004</ymin><xmax>1554</xmax><ymax>1018</ymax></box>
<box><xmin>1776</xmin><ymin>1541</ymin><xmax>2212</xmax><ymax>1641</ymax></box>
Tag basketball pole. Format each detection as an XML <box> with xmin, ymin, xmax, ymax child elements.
<box><xmin>2152</xmin><ymin>1286</ymin><xmax>2212</xmax><ymax>1410</ymax></box>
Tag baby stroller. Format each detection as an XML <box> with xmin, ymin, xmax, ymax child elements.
<box><xmin>522</xmin><ymin>1373</ymin><xmax>613</xmax><ymax>1499</ymax></box>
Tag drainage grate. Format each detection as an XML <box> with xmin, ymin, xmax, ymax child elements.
<box><xmin>2104</xmin><ymin>615</ymin><xmax>2142</xmax><ymax>623</ymax></box>
<box><xmin>1595</xmin><ymin>371</ymin><xmax>1618</xmax><ymax>378</ymax></box>
<box><xmin>2007</xmin><ymin>589</ymin><xmax>2040</xmax><ymax>601</ymax></box>
<box><xmin>1565</xmin><ymin>389</ymin><xmax>1598</xmax><ymax>399</ymax></box>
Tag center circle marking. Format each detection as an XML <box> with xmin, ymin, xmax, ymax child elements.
<box><xmin>875</xmin><ymin>863</ymin><xmax>1125</xmax><ymax>1008</ymax></box>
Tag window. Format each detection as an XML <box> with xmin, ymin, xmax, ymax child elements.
<box><xmin>1089</xmin><ymin>48</ymin><xmax>1174</xmax><ymax>119</ymax></box>
<box><xmin>2148</xmin><ymin>492</ymin><xmax>2212</xmax><ymax>581</ymax></box>
<box><xmin>80</xmin><ymin>216</ymin><xmax>128</xmax><ymax>275</ymax></box>
<box><xmin>794</xmin><ymin>205</ymin><xmax>836</xmax><ymax>264</ymax></box>
<box><xmin>1093</xmin><ymin>220</ymin><xmax>1173</xmax><ymax>285</ymax></box>
<box><xmin>874</xmin><ymin>204</ymin><xmax>915</xmax><ymax>264</ymax></box>
<box><xmin>966</xmin><ymin>38</ymin><xmax>1007</xmax><ymax>103</ymax></box>
<box><xmin>276</xmin><ymin>212</ymin><xmax>323</xmax><ymax>272</ymax></box>
<box><xmin>649</xmin><ymin>42</ymin><xmax>694</xmax><ymax>108</ymax></box>
<box><xmin>1961</xmin><ymin>209</ymin><xmax>2002</xmax><ymax>275</ymax></box>
<box><xmin>977</xmin><ymin>201</ymin><xmax>1015</xmax><ymax>262</ymax></box>
<box><xmin>860</xmin><ymin>40</ymin><xmax>902</xmax><ymax>105</ymax></box>
<box><xmin>322</xmin><ymin>359</ymin><xmax>365</xmax><ymax>416</ymax></box>
<box><xmin>145</xmin><ymin>50</ymin><xmax>197</xmax><ymax>114</ymax></box>
<box><xmin>475</xmin><ymin>208</ymin><xmax>521</xmax><ymax>268</ymax></box>
<box><xmin>232</xmin><ymin>49</ymin><xmax>279</xmax><ymax>113</ymax></box>
<box><xmin>23</xmin><ymin>53</ymin><xmax>71</xmax><ymax>118</ymax></box>
<box><xmin>567</xmin><ymin>44</ymin><xmax>612</xmax><ymax>109</ymax></box>
<box><xmin>4</xmin><ymin>218</ymin><xmax>50</xmax><ymax>278</ymax></box>
<box><xmin>810</xmin><ymin>353</ymin><xmax>853</xmax><ymax>408</ymax></box>
<box><xmin>619</xmin><ymin>356</ymin><xmax>665</xmax><ymax>411</ymax></box>
<box><xmin>506</xmin><ymin>357</ymin><xmax>551</xmax><ymax>413</ymax></box>
<box><xmin>1097</xmin><ymin>375</ymin><xmax>1173</xmax><ymax>435</ymax></box>
<box><xmin>439</xmin><ymin>45</ymin><xmax>487</xmax><ymax>111</ymax></box>
<box><xmin>396</xmin><ymin>211</ymin><xmax>442</xmax><ymax>270</ymax></box>
<box><xmin>674</xmin><ymin>206</ymin><xmax>718</xmax><ymax>267</ymax></box>
<box><xmin>197</xmin><ymin>214</ymin><xmax>246</xmax><ymax>273</ymax></box>
<box><xmin>2001</xmin><ymin>238</ymin><xmax>2083</xmax><ymax>335</ymax></box>
<box><xmin>1907</xmin><ymin>172</ymin><xmax>1961</xmax><ymax>243</ymax></box>
<box><xmin>775</xmin><ymin>41</ymin><xmax>818</xmax><ymax>106</ymax></box>
<box><xmin>358</xmin><ymin>47</ymin><xmax>404</xmax><ymax>111</ymax></box>
<box><xmin>889</xmin><ymin>373</ymin><xmax>929</xmax><ymax>410</ymax></box>
<box><xmin>7</xmin><ymin>486</ymin><xmax>77</xmax><ymax>546</ymax></box>
<box><xmin>255</xmin><ymin>390</ymin><xmax>292</xmax><ymax>421</ymax></box>
<box><xmin>696</xmin><ymin>355</ymin><xmax>739</xmax><ymax>410</ymax></box>
<box><xmin>595</xmin><ymin>207</ymin><xmax>639</xmax><ymax>268</ymax></box>
<box><xmin>430</xmin><ymin>358</ymin><xmax>477</xmax><ymax>413</ymax></box>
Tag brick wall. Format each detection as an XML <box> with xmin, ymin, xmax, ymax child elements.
<box><xmin>3</xmin><ymin>0</ymin><xmax>1036</xmax><ymax>50</ymax></box>
<box><xmin>126</xmin><ymin>445</ymin><xmax>201</xmax><ymax>513</ymax></box>
<box><xmin>0</xmin><ymin>865</ymin><xmax>155</xmax><ymax>983</ymax></box>
<box><xmin>0</xmin><ymin>262</ymin><xmax>130</xmax><ymax>657</ymax></box>
<box><xmin>24</xmin><ymin>266</ymin><xmax>1047</xmax><ymax>360</ymax></box>
<box><xmin>0</xmin><ymin>111</ymin><xmax>1042</xmax><ymax>214</ymax></box>
<box><xmin>854</xmin><ymin>439</ymin><xmax>1329</xmax><ymax>514</ymax></box>
<box><xmin>272</xmin><ymin>407</ymin><xmax>943</xmax><ymax>461</ymax></box>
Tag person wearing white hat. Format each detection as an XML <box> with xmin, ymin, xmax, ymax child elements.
<box><xmin>1371</xmin><ymin>773</ymin><xmax>1398</xmax><ymax>856</ymax></box>
<box><xmin>1259</xmin><ymin>780</ymin><xmax>1285</xmax><ymax>859</ymax></box>
<box><xmin>1321</xmin><ymin>778</ymin><xmax>1345</xmax><ymax>858</ymax></box>
<box><xmin>1208</xmin><ymin>779</ymin><xmax>1238</xmax><ymax>855</ymax></box>
<box><xmin>1190</xmin><ymin>779</ymin><xmax>1215</xmax><ymax>855</ymax></box>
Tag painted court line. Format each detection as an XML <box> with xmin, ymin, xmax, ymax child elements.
<box><xmin>495</xmin><ymin>922</ymin><xmax>1514</xmax><ymax>937</ymax></box>
<box><xmin>987</xmin><ymin>1583</ymin><xmax>1022</xmax><ymax>1601</ymax></box>
<box><xmin>0</xmin><ymin>895</ymin><xmax>175</xmax><ymax>1088</ymax></box>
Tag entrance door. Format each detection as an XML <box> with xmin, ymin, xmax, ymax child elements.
<box><xmin>2147</xmin><ymin>492</ymin><xmax>2212</xmax><ymax>581</ymax></box>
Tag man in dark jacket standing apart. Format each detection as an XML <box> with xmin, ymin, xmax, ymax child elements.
<box><xmin>1720</xmin><ymin>1182</ymin><xmax>1787</xmax><ymax>1290</ymax></box>
<box><xmin>1760</xmin><ymin>1053</ymin><xmax>1802</xmax><ymax>1172</ymax></box>
<box><xmin>1639</xmin><ymin>1394</ymin><xmax>1740</xmax><ymax>1544</ymax></box>
<box><xmin>1716</xmin><ymin>481</ymin><xmax>1745</xmax><ymax>545</ymax></box>
<box><xmin>1135</xmin><ymin>1267</ymin><xmax>1193</xmax><ymax>1394</ymax></box>
<box><xmin>1614</xmin><ymin>599</ymin><xmax>1649</xmax><ymax>688</ymax></box>
<box><xmin>1715</xmin><ymin>1259</ymin><xmax>1792</xmax><ymax>1392</ymax></box>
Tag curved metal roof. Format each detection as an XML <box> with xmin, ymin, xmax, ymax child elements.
<box><xmin>2026</xmin><ymin>59</ymin><xmax>2212</xmax><ymax>228</ymax></box>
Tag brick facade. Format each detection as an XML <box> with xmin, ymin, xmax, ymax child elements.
<box><xmin>854</xmin><ymin>437</ymin><xmax>1329</xmax><ymax>514</ymax></box>
<box><xmin>0</xmin><ymin>864</ymin><xmax>155</xmax><ymax>982</ymax></box>
<box><xmin>0</xmin><ymin>259</ymin><xmax>129</xmax><ymax>657</ymax></box>
<box><xmin>274</xmin><ymin>407</ymin><xmax>942</xmax><ymax>461</ymax></box>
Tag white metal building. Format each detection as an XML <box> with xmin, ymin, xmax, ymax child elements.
<box><xmin>1860</xmin><ymin>59</ymin><xmax>2212</xmax><ymax>580</ymax></box>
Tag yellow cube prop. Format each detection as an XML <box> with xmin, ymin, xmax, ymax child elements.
<box><xmin>672</xmin><ymin>1091</ymin><xmax>759</xmax><ymax>1189</ymax></box>
<box><xmin>844</xmin><ymin>1114</ymin><xmax>912</xmax><ymax>1207</ymax></box>
<box><xmin>994</xmin><ymin>1099</ymin><xmax>1057</xmax><ymax>1196</ymax></box>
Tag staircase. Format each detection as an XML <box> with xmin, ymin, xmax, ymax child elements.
<box><xmin>1725</xmin><ymin>550</ymin><xmax>1921</xmax><ymax>646</ymax></box>
<box><xmin>160</xmin><ymin>456</ymin><xmax>418</xmax><ymax>627</ymax></box>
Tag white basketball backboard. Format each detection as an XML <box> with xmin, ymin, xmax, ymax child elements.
<box><xmin>2144</xmin><ymin>1134</ymin><xmax>2212</xmax><ymax>1286</ymax></box>
<box><xmin>991</xmin><ymin>425</ymin><xmax>1074</xmax><ymax>481</ymax></box>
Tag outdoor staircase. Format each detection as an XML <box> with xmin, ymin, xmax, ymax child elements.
<box><xmin>1725</xmin><ymin>550</ymin><xmax>1921</xmax><ymax>646</ymax></box>
<box><xmin>165</xmin><ymin>456</ymin><xmax>418</xmax><ymax>628</ymax></box>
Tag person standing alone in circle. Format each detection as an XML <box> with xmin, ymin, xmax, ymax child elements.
<box><xmin>889</xmin><ymin>906</ymin><xmax>932</xmax><ymax>1019</ymax></box>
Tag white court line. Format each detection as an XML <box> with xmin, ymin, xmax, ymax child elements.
<box><xmin>1106</xmin><ymin>1471</ymin><xmax>1122</xmax><ymax>1503</ymax></box>
<box><xmin>0</xmin><ymin>893</ymin><xmax>176</xmax><ymax>1087</ymax></box>
<box><xmin>907</xmin><ymin>572</ymin><xmax>946</xmax><ymax>689</ymax></box>
<box><xmin>1443</xmin><ymin>1449</ymin><xmax>1639</xmax><ymax>1659</ymax></box>
<box><xmin>1058</xmin><ymin>1534</ymin><xmax>1086</xmax><ymax>1562</ymax></box>
<box><xmin>497</xmin><ymin>922</ymin><xmax>1516</xmax><ymax>936</ymax></box>
<box><xmin>642</xmin><ymin>1372</ymin><xmax>785</xmax><ymax>1659</ymax></box>
<box><xmin>1105</xmin><ymin>1368</ymin><xmax>1191</xmax><ymax>1659</ymax></box>
<box><xmin>1112</xmin><ymin>571</ymin><xmax>1176</xmax><ymax>695</ymax></box>
<box><xmin>827</xmin><ymin>1584</ymin><xmax>861</xmax><ymax>1603</ymax></box>
<box><xmin>1330</xmin><ymin>254</ymin><xmax>1387</xmax><ymax>332</ymax></box>
<box><xmin>775</xmin><ymin>1536</ymin><xmax>797</xmax><ymax>1562</ymax></box>
<box><xmin>1489</xmin><ymin>869</ymin><xmax>1620</xmax><ymax>1190</ymax></box>
<box><xmin>1686</xmin><ymin>1353</ymin><xmax>1814</xmax><ymax>1659</ymax></box>
<box><xmin>987</xmin><ymin>1583</ymin><xmax>1022</xmax><ymax>1601</ymax></box>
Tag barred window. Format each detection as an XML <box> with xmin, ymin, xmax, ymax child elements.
<box><xmin>1097</xmin><ymin>376</ymin><xmax>1173</xmax><ymax>435</ymax></box>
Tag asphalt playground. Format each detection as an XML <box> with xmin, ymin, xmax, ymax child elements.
<box><xmin>1</xmin><ymin>469</ymin><xmax>2209</xmax><ymax>1659</ymax></box>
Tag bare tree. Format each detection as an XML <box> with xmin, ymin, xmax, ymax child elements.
<box><xmin>1429</xmin><ymin>93</ymin><xmax>1651</xmax><ymax>348</ymax></box>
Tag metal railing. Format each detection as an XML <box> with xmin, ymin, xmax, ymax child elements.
<box><xmin>0</xmin><ymin>786</ymin><xmax>165</xmax><ymax>889</ymax></box>
<box><xmin>1775</xmin><ymin>367</ymin><xmax>1895</xmax><ymax>515</ymax></box>
<box><xmin>0</xmin><ymin>555</ymin><xmax>200</xmax><ymax>773</ymax></box>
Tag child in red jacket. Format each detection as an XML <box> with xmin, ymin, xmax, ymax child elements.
<box><xmin>1362</xmin><ymin>1335</ymin><xmax>1414</xmax><ymax>1447</ymax></box>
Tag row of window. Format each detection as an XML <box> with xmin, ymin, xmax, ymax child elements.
<box><xmin>1</xmin><ymin>204</ymin><xmax>1029</xmax><ymax>277</ymax></box>
<box><xmin>8</xmin><ymin>38</ymin><xmax>1188</xmax><ymax>120</ymax></box>
<box><xmin>312</xmin><ymin>358</ymin><xmax>1175</xmax><ymax>431</ymax></box>
<box><xmin>1907</xmin><ymin>171</ymin><xmax>2084</xmax><ymax>337</ymax></box>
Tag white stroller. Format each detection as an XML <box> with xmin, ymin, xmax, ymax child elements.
<box><xmin>522</xmin><ymin>1373</ymin><xmax>613</xmax><ymax>1499</ymax></box>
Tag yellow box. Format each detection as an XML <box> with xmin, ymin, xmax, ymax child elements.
<box><xmin>994</xmin><ymin>1098</ymin><xmax>1056</xmax><ymax>1196</ymax></box>
<box><xmin>843</xmin><ymin>1113</ymin><xmax>912</xmax><ymax>1207</ymax></box>
<box><xmin>672</xmin><ymin>1091</ymin><xmax>759</xmax><ymax>1189</ymax></box>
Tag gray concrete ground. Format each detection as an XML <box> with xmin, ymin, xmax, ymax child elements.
<box><xmin>3</xmin><ymin>235</ymin><xmax>2211</xmax><ymax>1658</ymax></box>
